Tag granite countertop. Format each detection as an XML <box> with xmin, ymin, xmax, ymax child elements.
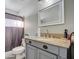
<box><xmin>24</xmin><ymin>36</ymin><xmax>70</xmax><ymax>48</ymax></box>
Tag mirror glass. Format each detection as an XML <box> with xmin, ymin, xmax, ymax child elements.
<box><xmin>38</xmin><ymin>0</ymin><xmax>64</xmax><ymax>26</ymax></box>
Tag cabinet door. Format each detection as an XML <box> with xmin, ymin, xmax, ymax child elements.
<box><xmin>38</xmin><ymin>49</ymin><xmax>57</xmax><ymax>59</ymax></box>
<box><xmin>26</xmin><ymin>45</ymin><xmax>37</xmax><ymax>59</ymax></box>
<box><xmin>58</xmin><ymin>56</ymin><xmax>67</xmax><ymax>59</ymax></box>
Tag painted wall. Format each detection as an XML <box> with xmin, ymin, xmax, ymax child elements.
<box><xmin>40</xmin><ymin>0</ymin><xmax>74</xmax><ymax>34</ymax></box>
<box><xmin>24</xmin><ymin>14</ymin><xmax>38</xmax><ymax>36</ymax></box>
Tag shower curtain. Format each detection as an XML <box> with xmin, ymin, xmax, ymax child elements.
<box><xmin>5</xmin><ymin>13</ymin><xmax>24</xmax><ymax>52</ymax></box>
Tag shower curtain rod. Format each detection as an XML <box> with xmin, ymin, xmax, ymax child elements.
<box><xmin>5</xmin><ymin>13</ymin><xmax>24</xmax><ymax>20</ymax></box>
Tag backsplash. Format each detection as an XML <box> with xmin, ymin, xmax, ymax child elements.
<box><xmin>40</xmin><ymin>33</ymin><xmax>64</xmax><ymax>39</ymax></box>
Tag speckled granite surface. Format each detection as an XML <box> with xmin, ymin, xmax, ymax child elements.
<box><xmin>25</xmin><ymin>36</ymin><xmax>70</xmax><ymax>48</ymax></box>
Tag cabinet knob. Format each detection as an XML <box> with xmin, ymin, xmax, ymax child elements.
<box><xmin>43</xmin><ymin>45</ymin><xmax>48</xmax><ymax>49</ymax></box>
<box><xmin>29</xmin><ymin>41</ymin><xmax>32</xmax><ymax>44</ymax></box>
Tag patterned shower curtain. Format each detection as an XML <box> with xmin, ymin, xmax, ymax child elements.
<box><xmin>5</xmin><ymin>27</ymin><xmax>24</xmax><ymax>51</ymax></box>
<box><xmin>5</xmin><ymin>13</ymin><xmax>24</xmax><ymax>52</ymax></box>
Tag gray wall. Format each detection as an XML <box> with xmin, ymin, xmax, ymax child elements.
<box><xmin>24</xmin><ymin>14</ymin><xmax>38</xmax><ymax>36</ymax></box>
<box><xmin>40</xmin><ymin>0</ymin><xmax>74</xmax><ymax>34</ymax></box>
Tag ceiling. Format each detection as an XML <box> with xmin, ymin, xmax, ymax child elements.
<box><xmin>5</xmin><ymin>0</ymin><xmax>38</xmax><ymax>17</ymax></box>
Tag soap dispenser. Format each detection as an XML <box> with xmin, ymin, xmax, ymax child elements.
<box><xmin>64</xmin><ymin>29</ymin><xmax>68</xmax><ymax>38</ymax></box>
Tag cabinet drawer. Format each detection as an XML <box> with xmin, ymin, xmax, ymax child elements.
<box><xmin>26</xmin><ymin>39</ymin><xmax>58</xmax><ymax>55</ymax></box>
<box><xmin>41</xmin><ymin>43</ymin><xmax>58</xmax><ymax>55</ymax></box>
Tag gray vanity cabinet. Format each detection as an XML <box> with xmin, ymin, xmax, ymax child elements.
<box><xmin>37</xmin><ymin>49</ymin><xmax>57</xmax><ymax>59</ymax></box>
<box><xmin>26</xmin><ymin>45</ymin><xmax>38</xmax><ymax>59</ymax></box>
<box><xmin>25</xmin><ymin>39</ymin><xmax>68</xmax><ymax>59</ymax></box>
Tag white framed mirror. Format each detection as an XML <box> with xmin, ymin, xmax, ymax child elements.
<box><xmin>38</xmin><ymin>0</ymin><xmax>64</xmax><ymax>26</ymax></box>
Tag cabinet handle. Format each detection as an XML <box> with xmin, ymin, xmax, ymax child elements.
<box><xmin>29</xmin><ymin>41</ymin><xmax>32</xmax><ymax>44</ymax></box>
<box><xmin>43</xmin><ymin>45</ymin><xmax>48</xmax><ymax>49</ymax></box>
